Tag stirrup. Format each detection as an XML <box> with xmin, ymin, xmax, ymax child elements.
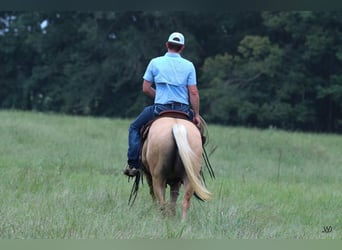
<box><xmin>123</xmin><ymin>166</ymin><xmax>139</xmax><ymax>177</ymax></box>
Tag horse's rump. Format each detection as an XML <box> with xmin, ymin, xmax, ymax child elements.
<box><xmin>142</xmin><ymin>117</ymin><xmax>202</xmax><ymax>178</ymax></box>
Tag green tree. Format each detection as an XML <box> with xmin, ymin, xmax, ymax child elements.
<box><xmin>200</xmin><ymin>35</ymin><xmax>283</xmax><ymax>127</ymax></box>
<box><xmin>1</xmin><ymin>11</ymin><xmax>341</xmax><ymax>132</ymax></box>
<box><xmin>262</xmin><ymin>11</ymin><xmax>342</xmax><ymax>131</ymax></box>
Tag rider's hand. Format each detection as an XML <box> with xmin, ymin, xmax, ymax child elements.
<box><xmin>193</xmin><ymin>114</ymin><xmax>201</xmax><ymax>127</ymax></box>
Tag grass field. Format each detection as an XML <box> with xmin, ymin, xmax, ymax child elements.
<box><xmin>0</xmin><ymin>110</ymin><xmax>341</xmax><ymax>239</ymax></box>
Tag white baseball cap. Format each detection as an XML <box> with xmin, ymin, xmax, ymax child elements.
<box><xmin>167</xmin><ymin>32</ymin><xmax>185</xmax><ymax>45</ymax></box>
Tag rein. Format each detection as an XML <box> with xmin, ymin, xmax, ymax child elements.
<box><xmin>128</xmin><ymin>171</ymin><xmax>142</xmax><ymax>207</ymax></box>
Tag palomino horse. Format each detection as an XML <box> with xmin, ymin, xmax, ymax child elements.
<box><xmin>141</xmin><ymin>114</ymin><xmax>212</xmax><ymax>221</ymax></box>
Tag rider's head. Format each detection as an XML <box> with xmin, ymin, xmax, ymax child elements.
<box><xmin>166</xmin><ymin>32</ymin><xmax>185</xmax><ymax>53</ymax></box>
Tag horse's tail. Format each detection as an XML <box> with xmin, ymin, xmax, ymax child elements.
<box><xmin>172</xmin><ymin>123</ymin><xmax>212</xmax><ymax>201</ymax></box>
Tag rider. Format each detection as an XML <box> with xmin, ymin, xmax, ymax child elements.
<box><xmin>124</xmin><ymin>32</ymin><xmax>201</xmax><ymax>177</ymax></box>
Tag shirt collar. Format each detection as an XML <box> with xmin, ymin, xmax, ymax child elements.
<box><xmin>165</xmin><ymin>52</ymin><xmax>181</xmax><ymax>58</ymax></box>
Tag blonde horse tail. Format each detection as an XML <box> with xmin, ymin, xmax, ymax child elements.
<box><xmin>172</xmin><ymin>123</ymin><xmax>212</xmax><ymax>201</ymax></box>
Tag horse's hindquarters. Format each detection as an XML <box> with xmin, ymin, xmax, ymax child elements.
<box><xmin>141</xmin><ymin>117</ymin><xmax>209</xmax><ymax>220</ymax></box>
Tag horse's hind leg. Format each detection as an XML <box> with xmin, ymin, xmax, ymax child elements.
<box><xmin>169</xmin><ymin>181</ymin><xmax>181</xmax><ymax>216</ymax></box>
<box><xmin>181</xmin><ymin>179</ymin><xmax>194</xmax><ymax>221</ymax></box>
<box><xmin>145</xmin><ymin>174</ymin><xmax>155</xmax><ymax>200</ymax></box>
<box><xmin>152</xmin><ymin>177</ymin><xmax>167</xmax><ymax>214</ymax></box>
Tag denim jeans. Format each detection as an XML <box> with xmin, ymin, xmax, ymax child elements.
<box><xmin>127</xmin><ymin>103</ymin><xmax>193</xmax><ymax>168</ymax></box>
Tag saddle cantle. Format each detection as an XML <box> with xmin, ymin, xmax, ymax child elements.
<box><xmin>159</xmin><ymin>110</ymin><xmax>190</xmax><ymax>120</ymax></box>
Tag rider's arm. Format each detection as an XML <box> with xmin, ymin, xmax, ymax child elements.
<box><xmin>142</xmin><ymin>80</ymin><xmax>156</xmax><ymax>99</ymax></box>
<box><xmin>188</xmin><ymin>85</ymin><xmax>201</xmax><ymax>126</ymax></box>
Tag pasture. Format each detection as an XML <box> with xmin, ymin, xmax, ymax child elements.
<box><xmin>0</xmin><ymin>110</ymin><xmax>341</xmax><ymax>239</ymax></box>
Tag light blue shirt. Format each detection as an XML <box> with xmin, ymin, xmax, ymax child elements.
<box><xmin>143</xmin><ymin>52</ymin><xmax>197</xmax><ymax>105</ymax></box>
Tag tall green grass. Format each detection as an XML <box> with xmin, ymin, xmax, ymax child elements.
<box><xmin>0</xmin><ymin>110</ymin><xmax>341</xmax><ymax>239</ymax></box>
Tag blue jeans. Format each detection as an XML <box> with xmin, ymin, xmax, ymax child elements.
<box><xmin>127</xmin><ymin>103</ymin><xmax>193</xmax><ymax>168</ymax></box>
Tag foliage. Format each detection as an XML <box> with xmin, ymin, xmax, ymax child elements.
<box><xmin>0</xmin><ymin>11</ymin><xmax>341</xmax><ymax>132</ymax></box>
<box><xmin>201</xmin><ymin>11</ymin><xmax>342</xmax><ymax>132</ymax></box>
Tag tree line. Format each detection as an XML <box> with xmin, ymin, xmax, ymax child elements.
<box><xmin>0</xmin><ymin>11</ymin><xmax>341</xmax><ymax>132</ymax></box>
